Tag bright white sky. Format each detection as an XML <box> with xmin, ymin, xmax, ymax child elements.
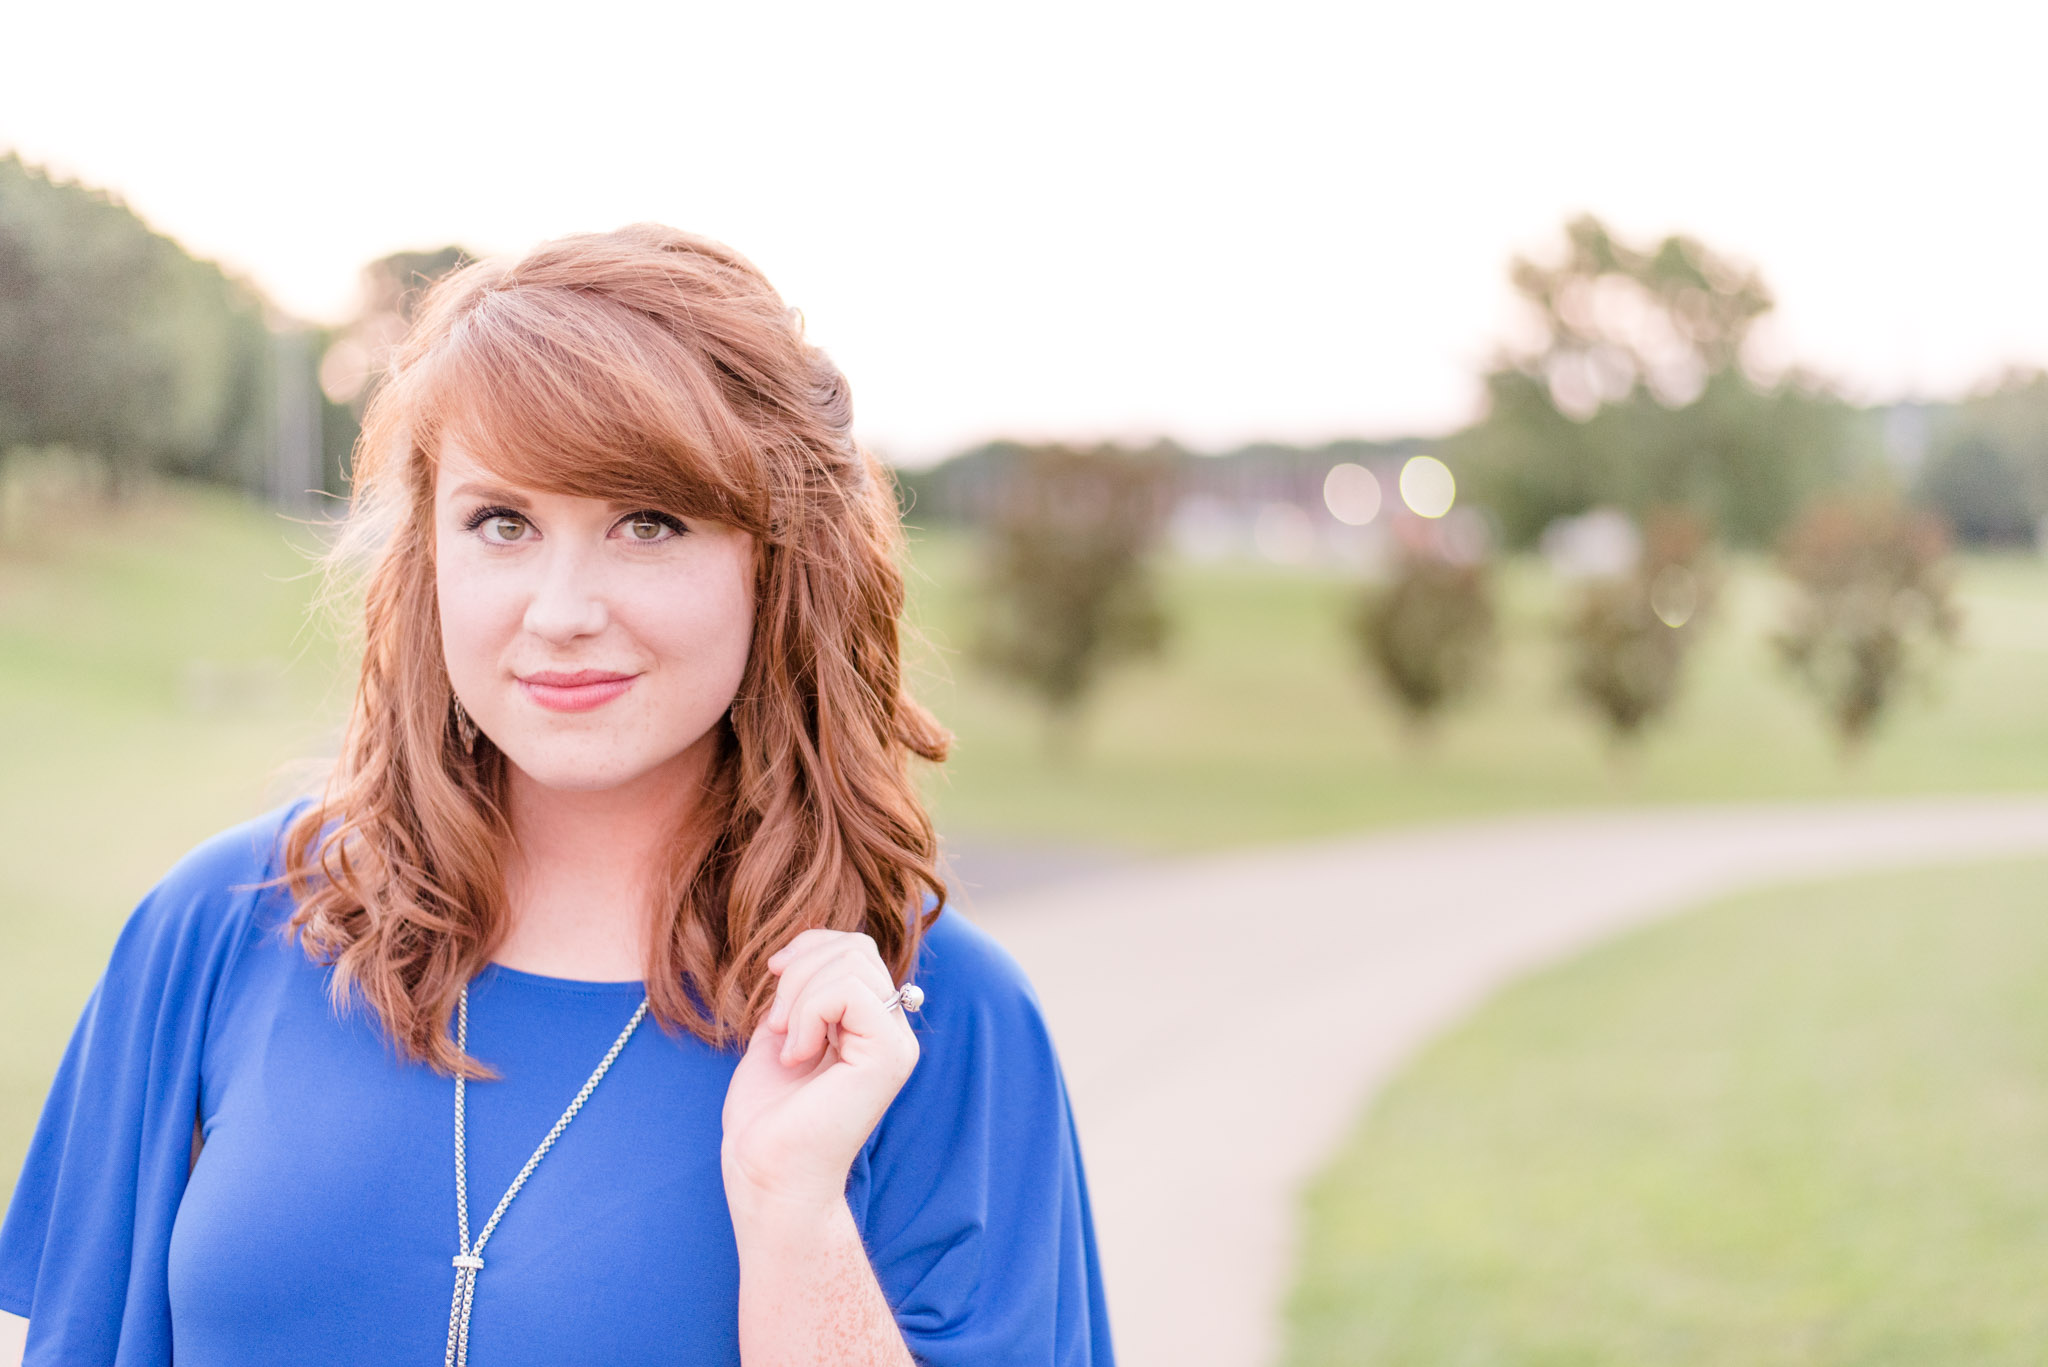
<box><xmin>5</xmin><ymin>0</ymin><xmax>2045</xmax><ymax>463</ymax></box>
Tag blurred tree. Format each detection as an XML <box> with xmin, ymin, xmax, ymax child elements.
<box><xmin>1914</xmin><ymin>370</ymin><xmax>2048</xmax><ymax>546</ymax></box>
<box><xmin>1353</xmin><ymin>538</ymin><xmax>1497</xmax><ymax>737</ymax></box>
<box><xmin>973</xmin><ymin>443</ymin><xmax>1172</xmax><ymax>753</ymax></box>
<box><xmin>1447</xmin><ymin>215</ymin><xmax>1879</xmax><ymax>548</ymax></box>
<box><xmin>1774</xmin><ymin>496</ymin><xmax>1959</xmax><ymax>753</ymax></box>
<box><xmin>315</xmin><ymin>246</ymin><xmax>475</xmax><ymax>495</ymax></box>
<box><xmin>1562</xmin><ymin>508</ymin><xmax>1718</xmax><ymax>746</ymax></box>
<box><xmin>0</xmin><ymin>154</ymin><xmax>269</xmax><ymax>497</ymax></box>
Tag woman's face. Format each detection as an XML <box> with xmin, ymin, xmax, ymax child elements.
<box><xmin>433</xmin><ymin>439</ymin><xmax>757</xmax><ymax>793</ymax></box>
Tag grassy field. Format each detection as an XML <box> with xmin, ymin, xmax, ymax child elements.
<box><xmin>4</xmin><ymin>482</ymin><xmax>2048</xmax><ymax>1198</ymax></box>
<box><xmin>0</xmin><ymin>484</ymin><xmax>347</xmax><ymax>1200</ymax></box>
<box><xmin>907</xmin><ymin>528</ymin><xmax>2048</xmax><ymax>848</ymax></box>
<box><xmin>1283</xmin><ymin>855</ymin><xmax>2048</xmax><ymax>1365</ymax></box>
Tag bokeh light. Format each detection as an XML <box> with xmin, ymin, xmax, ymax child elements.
<box><xmin>1322</xmin><ymin>463</ymin><xmax>1382</xmax><ymax>526</ymax></box>
<box><xmin>1399</xmin><ymin>455</ymin><xmax>1456</xmax><ymax>519</ymax></box>
<box><xmin>1651</xmin><ymin>565</ymin><xmax>1699</xmax><ymax>628</ymax></box>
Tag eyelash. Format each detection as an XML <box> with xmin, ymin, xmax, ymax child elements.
<box><xmin>461</xmin><ymin>505</ymin><xmax>523</xmax><ymax>534</ymax></box>
<box><xmin>458</xmin><ymin>507</ymin><xmax>688</xmax><ymax>542</ymax></box>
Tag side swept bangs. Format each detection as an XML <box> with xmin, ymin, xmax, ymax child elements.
<box><xmin>409</xmin><ymin>284</ymin><xmax>768</xmax><ymax>533</ymax></box>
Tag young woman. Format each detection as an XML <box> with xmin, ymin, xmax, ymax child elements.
<box><xmin>0</xmin><ymin>226</ymin><xmax>1112</xmax><ymax>1366</ymax></box>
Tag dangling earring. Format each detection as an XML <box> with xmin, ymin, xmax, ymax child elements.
<box><xmin>451</xmin><ymin>695</ymin><xmax>479</xmax><ymax>756</ymax></box>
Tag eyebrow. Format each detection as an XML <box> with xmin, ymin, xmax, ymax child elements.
<box><xmin>447</xmin><ymin>481</ymin><xmax>531</xmax><ymax>506</ymax></box>
<box><xmin>445</xmin><ymin>481</ymin><xmax>672</xmax><ymax>516</ymax></box>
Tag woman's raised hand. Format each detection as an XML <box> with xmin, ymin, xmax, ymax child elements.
<box><xmin>720</xmin><ymin>929</ymin><xmax>920</xmax><ymax>1223</ymax></box>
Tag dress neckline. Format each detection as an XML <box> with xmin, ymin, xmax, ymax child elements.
<box><xmin>476</xmin><ymin>961</ymin><xmax>648</xmax><ymax>996</ymax></box>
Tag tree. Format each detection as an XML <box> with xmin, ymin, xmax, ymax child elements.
<box><xmin>315</xmin><ymin>246</ymin><xmax>476</xmax><ymax>494</ymax></box>
<box><xmin>973</xmin><ymin>444</ymin><xmax>1172</xmax><ymax>751</ymax></box>
<box><xmin>1562</xmin><ymin>508</ymin><xmax>1718</xmax><ymax>745</ymax></box>
<box><xmin>1914</xmin><ymin>370</ymin><xmax>2048</xmax><ymax>546</ymax></box>
<box><xmin>1353</xmin><ymin>537</ymin><xmax>1496</xmax><ymax>736</ymax></box>
<box><xmin>1446</xmin><ymin>215</ymin><xmax>1879</xmax><ymax>548</ymax></box>
<box><xmin>0</xmin><ymin>154</ymin><xmax>269</xmax><ymax>495</ymax></box>
<box><xmin>1773</xmin><ymin>496</ymin><xmax>1959</xmax><ymax>752</ymax></box>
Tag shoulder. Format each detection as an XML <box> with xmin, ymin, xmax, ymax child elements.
<box><xmin>911</xmin><ymin>907</ymin><xmax>1045</xmax><ymax>1020</ymax></box>
<box><xmin>900</xmin><ymin>907</ymin><xmax>1063</xmax><ymax>1071</ymax></box>
<box><xmin>860</xmin><ymin>908</ymin><xmax>1080</xmax><ymax>1198</ymax></box>
<box><xmin>151</xmin><ymin>801</ymin><xmax>306</xmax><ymax>904</ymax></box>
<box><xmin>106</xmin><ymin>800</ymin><xmax>310</xmax><ymax>983</ymax></box>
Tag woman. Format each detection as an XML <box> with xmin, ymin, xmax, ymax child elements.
<box><xmin>0</xmin><ymin>226</ymin><xmax>1113</xmax><ymax>1366</ymax></box>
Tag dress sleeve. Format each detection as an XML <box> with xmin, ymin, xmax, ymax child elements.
<box><xmin>0</xmin><ymin>811</ymin><xmax>285</xmax><ymax>1365</ymax></box>
<box><xmin>847</xmin><ymin>912</ymin><xmax>1115</xmax><ymax>1367</ymax></box>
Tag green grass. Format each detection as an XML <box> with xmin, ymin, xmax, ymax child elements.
<box><xmin>1284</xmin><ymin>856</ymin><xmax>2048</xmax><ymax>1365</ymax></box>
<box><xmin>0</xmin><ymin>482</ymin><xmax>346</xmax><ymax>1198</ymax></box>
<box><xmin>906</xmin><ymin>530</ymin><xmax>2048</xmax><ymax>848</ymax></box>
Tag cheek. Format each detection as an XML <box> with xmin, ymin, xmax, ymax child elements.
<box><xmin>435</xmin><ymin>551</ymin><xmax>524</xmax><ymax>688</ymax></box>
<box><xmin>629</xmin><ymin>556</ymin><xmax>757</xmax><ymax>707</ymax></box>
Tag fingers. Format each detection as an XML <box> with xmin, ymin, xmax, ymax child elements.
<box><xmin>779</xmin><ymin>969</ymin><xmax>918</xmax><ymax>1075</ymax></box>
<box><xmin>767</xmin><ymin>926</ymin><xmax>862</xmax><ymax>974</ymax></box>
<box><xmin>766</xmin><ymin>931</ymin><xmax>893</xmax><ymax>1034</ymax></box>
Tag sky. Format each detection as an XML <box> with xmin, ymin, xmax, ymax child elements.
<box><xmin>5</xmin><ymin>0</ymin><xmax>2046</xmax><ymax>463</ymax></box>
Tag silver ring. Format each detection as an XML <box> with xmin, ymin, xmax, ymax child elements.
<box><xmin>883</xmin><ymin>983</ymin><xmax>925</xmax><ymax>1014</ymax></box>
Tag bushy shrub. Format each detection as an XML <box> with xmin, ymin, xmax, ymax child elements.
<box><xmin>1563</xmin><ymin>509</ymin><xmax>1717</xmax><ymax>744</ymax></box>
<box><xmin>973</xmin><ymin>444</ymin><xmax>1171</xmax><ymax>750</ymax></box>
<box><xmin>1774</xmin><ymin>496</ymin><xmax>1959</xmax><ymax>751</ymax></box>
<box><xmin>1354</xmin><ymin>541</ymin><xmax>1496</xmax><ymax>734</ymax></box>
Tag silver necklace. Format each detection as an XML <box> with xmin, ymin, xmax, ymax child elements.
<box><xmin>445</xmin><ymin>982</ymin><xmax>650</xmax><ymax>1367</ymax></box>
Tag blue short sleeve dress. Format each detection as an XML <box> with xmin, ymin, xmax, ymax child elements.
<box><xmin>0</xmin><ymin>803</ymin><xmax>1115</xmax><ymax>1366</ymax></box>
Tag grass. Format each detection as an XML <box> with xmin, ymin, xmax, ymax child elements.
<box><xmin>907</xmin><ymin>529</ymin><xmax>2048</xmax><ymax>848</ymax></box>
<box><xmin>0</xmin><ymin>481</ymin><xmax>346</xmax><ymax>1199</ymax></box>
<box><xmin>1283</xmin><ymin>856</ymin><xmax>2048</xmax><ymax>1365</ymax></box>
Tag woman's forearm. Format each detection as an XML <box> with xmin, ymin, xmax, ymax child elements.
<box><xmin>728</xmin><ymin>1185</ymin><xmax>914</xmax><ymax>1367</ymax></box>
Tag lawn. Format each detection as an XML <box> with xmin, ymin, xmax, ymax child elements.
<box><xmin>907</xmin><ymin>528</ymin><xmax>2048</xmax><ymax>847</ymax></box>
<box><xmin>1284</xmin><ymin>855</ymin><xmax>2048</xmax><ymax>1365</ymax></box>
<box><xmin>0</xmin><ymin>483</ymin><xmax>347</xmax><ymax>1202</ymax></box>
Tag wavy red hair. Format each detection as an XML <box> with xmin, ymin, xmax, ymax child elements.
<box><xmin>281</xmin><ymin>225</ymin><xmax>949</xmax><ymax>1073</ymax></box>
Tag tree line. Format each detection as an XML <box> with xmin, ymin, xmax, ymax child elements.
<box><xmin>7</xmin><ymin>155</ymin><xmax>2034</xmax><ymax>556</ymax></box>
<box><xmin>0</xmin><ymin>155</ymin><xmax>470</xmax><ymax>512</ymax></box>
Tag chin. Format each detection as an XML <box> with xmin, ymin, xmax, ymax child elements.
<box><xmin>497</xmin><ymin>743</ymin><xmax>672</xmax><ymax>794</ymax></box>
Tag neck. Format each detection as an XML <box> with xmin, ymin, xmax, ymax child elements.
<box><xmin>493</xmin><ymin>740</ymin><xmax>717</xmax><ymax>982</ymax></box>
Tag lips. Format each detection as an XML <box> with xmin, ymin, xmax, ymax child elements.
<box><xmin>517</xmin><ymin>669</ymin><xmax>639</xmax><ymax>713</ymax></box>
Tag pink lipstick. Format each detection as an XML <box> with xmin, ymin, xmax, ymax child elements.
<box><xmin>518</xmin><ymin>669</ymin><xmax>638</xmax><ymax>713</ymax></box>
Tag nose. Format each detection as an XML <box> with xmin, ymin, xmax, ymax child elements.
<box><xmin>521</xmin><ymin>544</ymin><xmax>610</xmax><ymax>644</ymax></box>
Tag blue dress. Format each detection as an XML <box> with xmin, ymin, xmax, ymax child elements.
<box><xmin>0</xmin><ymin>804</ymin><xmax>1114</xmax><ymax>1366</ymax></box>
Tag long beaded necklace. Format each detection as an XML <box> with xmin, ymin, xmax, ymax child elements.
<box><xmin>444</xmin><ymin>982</ymin><xmax>650</xmax><ymax>1367</ymax></box>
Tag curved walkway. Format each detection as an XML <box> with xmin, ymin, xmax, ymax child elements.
<box><xmin>961</xmin><ymin>796</ymin><xmax>2048</xmax><ymax>1367</ymax></box>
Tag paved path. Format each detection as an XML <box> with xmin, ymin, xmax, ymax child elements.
<box><xmin>959</xmin><ymin>796</ymin><xmax>2048</xmax><ymax>1367</ymax></box>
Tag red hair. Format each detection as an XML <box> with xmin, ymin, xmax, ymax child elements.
<box><xmin>281</xmin><ymin>225</ymin><xmax>949</xmax><ymax>1072</ymax></box>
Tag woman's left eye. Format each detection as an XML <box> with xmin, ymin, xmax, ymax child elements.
<box><xmin>619</xmin><ymin>512</ymin><xmax>684</xmax><ymax>543</ymax></box>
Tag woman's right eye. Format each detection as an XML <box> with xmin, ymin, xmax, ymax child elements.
<box><xmin>469</xmin><ymin>510</ymin><xmax>532</xmax><ymax>544</ymax></box>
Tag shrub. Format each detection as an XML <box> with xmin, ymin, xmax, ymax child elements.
<box><xmin>1354</xmin><ymin>540</ymin><xmax>1496</xmax><ymax>734</ymax></box>
<box><xmin>973</xmin><ymin>444</ymin><xmax>1171</xmax><ymax>751</ymax></box>
<box><xmin>1563</xmin><ymin>509</ymin><xmax>1718</xmax><ymax>744</ymax></box>
<box><xmin>1773</xmin><ymin>496</ymin><xmax>1959</xmax><ymax>751</ymax></box>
